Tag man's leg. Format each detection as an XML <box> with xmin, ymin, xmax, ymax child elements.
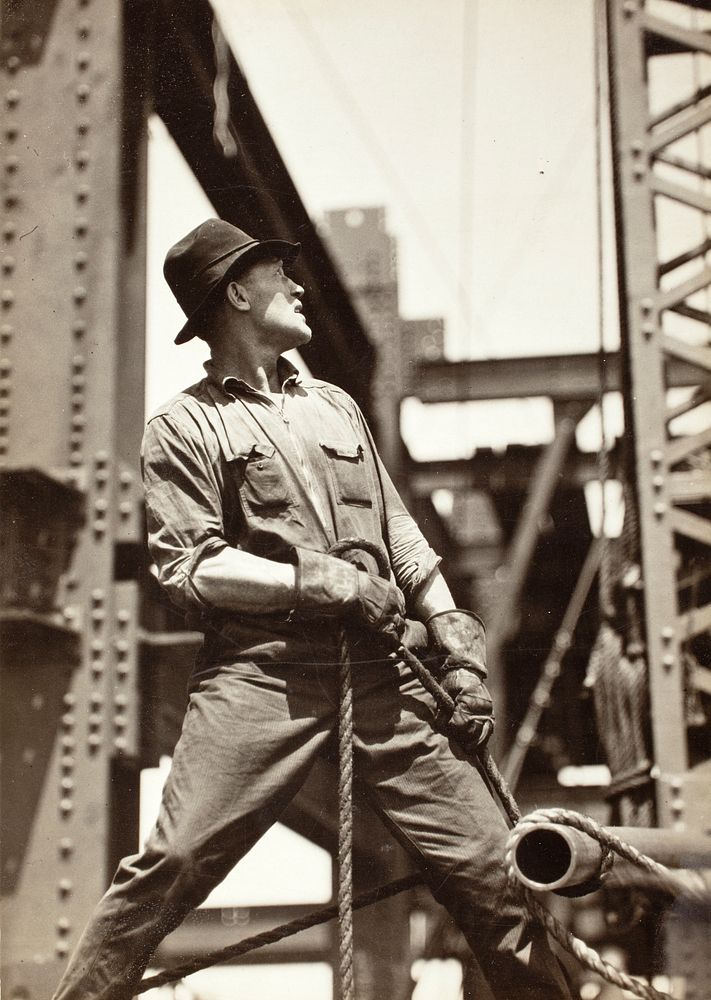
<box><xmin>52</xmin><ymin>661</ymin><xmax>333</xmax><ymax>1000</ymax></box>
<box><xmin>353</xmin><ymin>659</ymin><xmax>572</xmax><ymax>1000</ymax></box>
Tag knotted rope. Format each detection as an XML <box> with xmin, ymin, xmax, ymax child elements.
<box><xmin>505</xmin><ymin>808</ymin><xmax>711</xmax><ymax>1000</ymax></box>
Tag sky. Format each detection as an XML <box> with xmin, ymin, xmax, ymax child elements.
<box><xmin>147</xmin><ymin>0</ymin><xmax>621</xmax><ymax>420</ymax></box>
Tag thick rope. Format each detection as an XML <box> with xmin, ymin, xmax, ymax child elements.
<box><xmin>137</xmin><ymin>874</ymin><xmax>423</xmax><ymax>993</ymax></box>
<box><xmin>336</xmin><ymin>624</ymin><xmax>355</xmax><ymax>1000</ymax></box>
<box><xmin>505</xmin><ymin>808</ymin><xmax>711</xmax><ymax>1000</ymax></box>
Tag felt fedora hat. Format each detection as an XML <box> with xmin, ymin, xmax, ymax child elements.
<box><xmin>164</xmin><ymin>218</ymin><xmax>301</xmax><ymax>345</ymax></box>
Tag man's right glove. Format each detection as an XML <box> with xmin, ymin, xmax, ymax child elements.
<box><xmin>426</xmin><ymin>609</ymin><xmax>495</xmax><ymax>750</ymax></box>
<box><xmin>293</xmin><ymin>547</ymin><xmax>406</xmax><ymax>643</ymax></box>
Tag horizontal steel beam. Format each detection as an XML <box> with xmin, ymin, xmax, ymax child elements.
<box><xmin>413</xmin><ymin>352</ymin><xmax>700</xmax><ymax>404</ymax></box>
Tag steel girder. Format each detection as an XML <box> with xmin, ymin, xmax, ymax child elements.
<box><xmin>607</xmin><ymin>0</ymin><xmax>711</xmax><ymax>833</ymax></box>
<box><xmin>0</xmin><ymin>0</ymin><xmax>149</xmax><ymax>995</ymax></box>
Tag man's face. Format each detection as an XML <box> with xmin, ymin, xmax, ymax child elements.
<box><xmin>238</xmin><ymin>257</ymin><xmax>311</xmax><ymax>349</ymax></box>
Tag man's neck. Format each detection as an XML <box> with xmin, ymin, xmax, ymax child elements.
<box><xmin>210</xmin><ymin>345</ymin><xmax>282</xmax><ymax>393</ymax></box>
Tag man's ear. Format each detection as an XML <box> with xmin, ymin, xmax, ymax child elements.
<box><xmin>226</xmin><ymin>280</ymin><xmax>250</xmax><ymax>312</ymax></box>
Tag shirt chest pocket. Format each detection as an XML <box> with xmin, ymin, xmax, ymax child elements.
<box><xmin>231</xmin><ymin>441</ymin><xmax>295</xmax><ymax>513</ymax></box>
<box><xmin>320</xmin><ymin>439</ymin><xmax>372</xmax><ymax>507</ymax></box>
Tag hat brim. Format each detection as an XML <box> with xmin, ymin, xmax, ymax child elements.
<box><xmin>174</xmin><ymin>238</ymin><xmax>301</xmax><ymax>345</ymax></box>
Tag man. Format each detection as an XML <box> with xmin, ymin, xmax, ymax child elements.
<box><xmin>53</xmin><ymin>219</ymin><xmax>571</xmax><ymax>999</ymax></box>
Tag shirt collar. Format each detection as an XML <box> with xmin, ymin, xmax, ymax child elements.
<box><xmin>205</xmin><ymin>356</ymin><xmax>301</xmax><ymax>397</ymax></box>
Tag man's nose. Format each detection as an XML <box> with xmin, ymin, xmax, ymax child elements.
<box><xmin>289</xmin><ymin>278</ymin><xmax>304</xmax><ymax>298</ymax></box>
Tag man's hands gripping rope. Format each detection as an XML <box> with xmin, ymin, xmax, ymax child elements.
<box><xmin>292</xmin><ymin>547</ymin><xmax>495</xmax><ymax>750</ymax></box>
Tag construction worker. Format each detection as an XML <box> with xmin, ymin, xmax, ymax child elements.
<box><xmin>52</xmin><ymin>219</ymin><xmax>571</xmax><ymax>999</ymax></box>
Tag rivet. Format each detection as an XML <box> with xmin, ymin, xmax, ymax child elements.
<box><xmin>57</xmin><ymin>916</ymin><xmax>71</xmax><ymax>933</ymax></box>
<box><xmin>75</xmin><ymin>150</ymin><xmax>89</xmax><ymax>170</ymax></box>
<box><xmin>114</xmin><ymin>736</ymin><xmax>128</xmax><ymax>753</ymax></box>
<box><xmin>117</xmin><ymin>609</ymin><xmax>130</xmax><ymax>625</ymax></box>
<box><xmin>61</xmin><ymin>712</ymin><xmax>75</xmax><ymax>729</ymax></box>
<box><xmin>91</xmin><ymin>588</ymin><xmax>104</xmax><ymax>605</ymax></box>
<box><xmin>71</xmin><ymin>413</ymin><xmax>85</xmax><ymax>430</ymax></box>
<box><xmin>650</xmin><ymin>449</ymin><xmax>663</xmax><ymax>465</ymax></box>
<box><xmin>6</xmin><ymin>55</ymin><xmax>20</xmax><ymax>73</ymax></box>
<box><xmin>4</xmin><ymin>156</ymin><xmax>19</xmax><ymax>174</ymax></box>
<box><xmin>76</xmin><ymin>183</ymin><xmax>90</xmax><ymax>203</ymax></box>
<box><xmin>623</xmin><ymin>0</ymin><xmax>637</xmax><ymax>15</ymax></box>
<box><xmin>90</xmin><ymin>692</ymin><xmax>103</xmax><ymax>707</ymax></box>
<box><xmin>95</xmin><ymin>450</ymin><xmax>109</xmax><ymax>467</ymax></box>
<box><xmin>640</xmin><ymin>298</ymin><xmax>654</xmax><ymax>315</ymax></box>
<box><xmin>0</xmin><ymin>323</ymin><xmax>12</xmax><ymax>344</ymax></box>
<box><xmin>91</xmin><ymin>606</ymin><xmax>105</xmax><ymax>624</ymax></box>
<box><xmin>114</xmin><ymin>692</ymin><xmax>128</xmax><ymax>707</ymax></box>
<box><xmin>94</xmin><ymin>498</ymin><xmax>108</xmax><ymax>513</ymax></box>
<box><xmin>4</xmin><ymin>191</ymin><xmax>18</xmax><ymax>209</ymax></box>
<box><xmin>60</xmin><ymin>776</ymin><xmax>74</xmax><ymax>792</ymax></box>
<box><xmin>662</xmin><ymin>653</ymin><xmax>675</xmax><ymax>668</ymax></box>
<box><xmin>73</xmin><ymin>286</ymin><xmax>87</xmax><ymax>304</ymax></box>
<box><xmin>6</xmin><ymin>90</ymin><xmax>21</xmax><ymax>109</ymax></box>
<box><xmin>70</xmin><ymin>451</ymin><xmax>83</xmax><ymax>467</ymax></box>
<box><xmin>69</xmin><ymin>431</ymin><xmax>83</xmax><ymax>446</ymax></box>
<box><xmin>0</xmin><ymin>357</ymin><xmax>12</xmax><ymax>374</ymax></box>
<box><xmin>59</xmin><ymin>799</ymin><xmax>73</xmax><ymax>816</ymax></box>
<box><xmin>72</xmin><ymin>354</ymin><xmax>85</xmax><ymax>371</ymax></box>
<box><xmin>2</xmin><ymin>256</ymin><xmax>15</xmax><ymax>274</ymax></box>
<box><xmin>87</xmin><ymin>732</ymin><xmax>102</xmax><ymax>750</ymax></box>
<box><xmin>654</xmin><ymin>501</ymin><xmax>667</xmax><ymax>517</ymax></box>
<box><xmin>0</xmin><ymin>400</ymin><xmax>9</xmax><ymax>416</ymax></box>
<box><xmin>55</xmin><ymin>941</ymin><xmax>70</xmax><ymax>958</ymax></box>
<box><xmin>661</xmin><ymin>626</ymin><xmax>674</xmax><ymax>641</ymax></box>
<box><xmin>5</xmin><ymin>126</ymin><xmax>18</xmax><ymax>142</ymax></box>
<box><xmin>75</xmin><ymin>218</ymin><xmax>89</xmax><ymax>237</ymax></box>
<box><xmin>119</xmin><ymin>500</ymin><xmax>132</xmax><ymax>518</ymax></box>
<box><xmin>119</xmin><ymin>469</ymin><xmax>133</xmax><ymax>487</ymax></box>
<box><xmin>642</xmin><ymin>322</ymin><xmax>654</xmax><ymax>339</ymax></box>
<box><xmin>77</xmin><ymin>20</ymin><xmax>91</xmax><ymax>39</ymax></box>
<box><xmin>22</xmin><ymin>746</ymin><xmax>36</xmax><ymax>765</ymax></box>
<box><xmin>59</xmin><ymin>837</ymin><xmax>74</xmax><ymax>856</ymax></box>
<box><xmin>671</xmin><ymin>799</ymin><xmax>684</xmax><ymax>814</ymax></box>
<box><xmin>71</xmin><ymin>374</ymin><xmax>85</xmax><ymax>390</ymax></box>
<box><xmin>1</xmin><ymin>290</ymin><xmax>14</xmax><ymax>308</ymax></box>
<box><xmin>88</xmin><ymin>712</ymin><xmax>103</xmax><ymax>729</ymax></box>
<box><xmin>115</xmin><ymin>638</ymin><xmax>129</xmax><ymax>657</ymax></box>
<box><xmin>94</xmin><ymin>468</ymin><xmax>108</xmax><ymax>485</ymax></box>
<box><xmin>2</xmin><ymin>224</ymin><xmax>16</xmax><ymax>241</ymax></box>
<box><xmin>74</xmin><ymin>251</ymin><xmax>88</xmax><ymax>270</ymax></box>
<box><xmin>116</xmin><ymin>662</ymin><xmax>130</xmax><ymax>678</ymax></box>
<box><xmin>63</xmin><ymin>692</ymin><xmax>77</xmax><ymax>707</ymax></box>
<box><xmin>58</xmin><ymin>878</ymin><xmax>73</xmax><ymax>896</ymax></box>
<box><xmin>90</xmin><ymin>638</ymin><xmax>104</xmax><ymax>656</ymax></box>
<box><xmin>60</xmin><ymin>734</ymin><xmax>76</xmax><ymax>750</ymax></box>
<box><xmin>91</xmin><ymin>663</ymin><xmax>104</xmax><ymax>678</ymax></box>
<box><xmin>60</xmin><ymin>754</ymin><xmax>75</xmax><ymax>771</ymax></box>
<box><xmin>76</xmin><ymin>83</ymin><xmax>90</xmax><ymax>104</ymax></box>
<box><xmin>652</xmin><ymin>474</ymin><xmax>664</xmax><ymax>489</ymax></box>
<box><xmin>114</xmin><ymin>716</ymin><xmax>127</xmax><ymax>730</ymax></box>
<box><xmin>77</xmin><ymin>52</ymin><xmax>91</xmax><ymax>71</ymax></box>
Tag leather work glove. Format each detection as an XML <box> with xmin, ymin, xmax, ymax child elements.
<box><xmin>293</xmin><ymin>547</ymin><xmax>406</xmax><ymax>642</ymax></box>
<box><xmin>426</xmin><ymin>610</ymin><xmax>495</xmax><ymax>750</ymax></box>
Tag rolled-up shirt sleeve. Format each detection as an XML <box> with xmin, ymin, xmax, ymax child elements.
<box><xmin>347</xmin><ymin>399</ymin><xmax>441</xmax><ymax>601</ymax></box>
<box><xmin>141</xmin><ymin>409</ymin><xmax>228</xmax><ymax>613</ymax></box>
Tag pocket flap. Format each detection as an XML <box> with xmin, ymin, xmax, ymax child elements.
<box><xmin>250</xmin><ymin>441</ymin><xmax>276</xmax><ymax>460</ymax></box>
<box><xmin>320</xmin><ymin>439</ymin><xmax>362</xmax><ymax>460</ymax></box>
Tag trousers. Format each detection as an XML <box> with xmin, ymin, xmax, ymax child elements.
<box><xmin>52</xmin><ymin>653</ymin><xmax>571</xmax><ymax>1000</ymax></box>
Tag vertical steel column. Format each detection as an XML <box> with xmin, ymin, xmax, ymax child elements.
<box><xmin>607</xmin><ymin>0</ymin><xmax>711</xmax><ymax>829</ymax></box>
<box><xmin>0</xmin><ymin>0</ymin><xmax>148</xmax><ymax>996</ymax></box>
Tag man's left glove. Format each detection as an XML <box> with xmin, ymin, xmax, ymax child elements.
<box><xmin>426</xmin><ymin>610</ymin><xmax>495</xmax><ymax>750</ymax></box>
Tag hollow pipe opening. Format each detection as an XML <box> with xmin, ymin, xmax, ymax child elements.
<box><xmin>514</xmin><ymin>828</ymin><xmax>574</xmax><ymax>888</ymax></box>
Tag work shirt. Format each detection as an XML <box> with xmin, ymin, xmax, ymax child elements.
<box><xmin>141</xmin><ymin>357</ymin><xmax>440</xmax><ymax>673</ymax></box>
